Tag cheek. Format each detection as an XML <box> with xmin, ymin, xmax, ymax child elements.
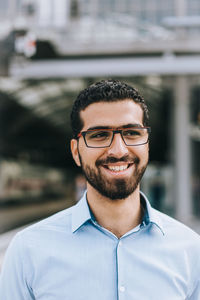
<box><xmin>80</xmin><ymin>147</ymin><xmax>106</xmax><ymax>165</ymax></box>
<box><xmin>132</xmin><ymin>145</ymin><xmax>149</xmax><ymax>159</ymax></box>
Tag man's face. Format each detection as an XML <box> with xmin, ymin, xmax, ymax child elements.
<box><xmin>71</xmin><ymin>100</ymin><xmax>149</xmax><ymax>200</ymax></box>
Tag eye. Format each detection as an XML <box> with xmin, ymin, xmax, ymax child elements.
<box><xmin>123</xmin><ymin>129</ymin><xmax>141</xmax><ymax>137</ymax></box>
<box><xmin>87</xmin><ymin>130</ymin><xmax>110</xmax><ymax>140</ymax></box>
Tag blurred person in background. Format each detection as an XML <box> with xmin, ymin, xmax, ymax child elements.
<box><xmin>0</xmin><ymin>80</ymin><xmax>200</xmax><ymax>299</ymax></box>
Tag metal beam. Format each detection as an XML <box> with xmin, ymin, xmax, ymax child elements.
<box><xmin>10</xmin><ymin>55</ymin><xmax>200</xmax><ymax>79</ymax></box>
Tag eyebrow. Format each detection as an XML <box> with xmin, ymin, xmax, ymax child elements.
<box><xmin>86</xmin><ymin>123</ymin><xmax>143</xmax><ymax>131</ymax></box>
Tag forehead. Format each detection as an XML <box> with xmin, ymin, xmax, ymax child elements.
<box><xmin>80</xmin><ymin>100</ymin><xmax>144</xmax><ymax>130</ymax></box>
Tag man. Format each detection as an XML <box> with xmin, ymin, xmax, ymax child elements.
<box><xmin>0</xmin><ymin>79</ymin><xmax>200</xmax><ymax>299</ymax></box>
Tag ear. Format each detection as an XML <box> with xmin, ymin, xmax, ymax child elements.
<box><xmin>70</xmin><ymin>139</ymin><xmax>81</xmax><ymax>167</ymax></box>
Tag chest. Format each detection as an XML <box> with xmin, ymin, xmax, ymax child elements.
<box><xmin>30</xmin><ymin>236</ymin><xmax>191</xmax><ymax>300</ymax></box>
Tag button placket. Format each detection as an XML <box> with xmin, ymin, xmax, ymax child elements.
<box><xmin>117</xmin><ymin>239</ymin><xmax>126</xmax><ymax>299</ymax></box>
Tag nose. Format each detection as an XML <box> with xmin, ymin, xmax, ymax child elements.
<box><xmin>107</xmin><ymin>132</ymin><xmax>129</xmax><ymax>158</ymax></box>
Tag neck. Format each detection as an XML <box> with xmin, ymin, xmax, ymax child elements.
<box><xmin>86</xmin><ymin>184</ymin><xmax>143</xmax><ymax>238</ymax></box>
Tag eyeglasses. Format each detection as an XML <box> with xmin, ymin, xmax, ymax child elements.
<box><xmin>77</xmin><ymin>127</ymin><xmax>151</xmax><ymax>148</ymax></box>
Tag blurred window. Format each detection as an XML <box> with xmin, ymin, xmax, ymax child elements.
<box><xmin>187</xmin><ymin>0</ymin><xmax>200</xmax><ymax>16</ymax></box>
<box><xmin>78</xmin><ymin>0</ymin><xmax>175</xmax><ymax>23</ymax></box>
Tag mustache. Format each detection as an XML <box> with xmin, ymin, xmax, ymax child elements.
<box><xmin>96</xmin><ymin>155</ymin><xmax>139</xmax><ymax>166</ymax></box>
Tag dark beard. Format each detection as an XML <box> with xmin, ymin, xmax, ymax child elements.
<box><xmin>79</xmin><ymin>153</ymin><xmax>148</xmax><ymax>200</ymax></box>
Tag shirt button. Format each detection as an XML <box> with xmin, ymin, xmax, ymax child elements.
<box><xmin>119</xmin><ymin>286</ymin><xmax>125</xmax><ymax>292</ymax></box>
<box><xmin>119</xmin><ymin>241</ymin><xmax>122</xmax><ymax>246</ymax></box>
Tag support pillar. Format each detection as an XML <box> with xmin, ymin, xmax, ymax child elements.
<box><xmin>174</xmin><ymin>76</ymin><xmax>192</xmax><ymax>222</ymax></box>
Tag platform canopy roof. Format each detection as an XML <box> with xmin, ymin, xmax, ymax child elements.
<box><xmin>0</xmin><ymin>78</ymin><xmax>87</xmax><ymax>168</ymax></box>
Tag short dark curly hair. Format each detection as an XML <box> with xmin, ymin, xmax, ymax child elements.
<box><xmin>70</xmin><ymin>79</ymin><xmax>149</xmax><ymax>138</ymax></box>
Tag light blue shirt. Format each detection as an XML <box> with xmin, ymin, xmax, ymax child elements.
<box><xmin>0</xmin><ymin>191</ymin><xmax>200</xmax><ymax>300</ymax></box>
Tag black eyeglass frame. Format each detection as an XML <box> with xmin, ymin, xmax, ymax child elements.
<box><xmin>77</xmin><ymin>127</ymin><xmax>151</xmax><ymax>148</ymax></box>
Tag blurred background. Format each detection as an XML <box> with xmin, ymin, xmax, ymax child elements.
<box><xmin>0</xmin><ymin>0</ymin><xmax>200</xmax><ymax>266</ymax></box>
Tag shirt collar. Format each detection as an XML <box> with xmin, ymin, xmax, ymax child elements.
<box><xmin>72</xmin><ymin>191</ymin><xmax>92</xmax><ymax>233</ymax></box>
<box><xmin>72</xmin><ymin>190</ymin><xmax>165</xmax><ymax>235</ymax></box>
<box><xmin>140</xmin><ymin>191</ymin><xmax>165</xmax><ymax>235</ymax></box>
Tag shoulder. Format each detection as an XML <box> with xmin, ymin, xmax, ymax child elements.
<box><xmin>154</xmin><ymin>208</ymin><xmax>200</xmax><ymax>247</ymax></box>
<box><xmin>2</xmin><ymin>205</ymin><xmax>77</xmax><ymax>272</ymax></box>
<box><xmin>2</xmin><ymin>204</ymin><xmax>77</xmax><ymax>268</ymax></box>
<box><xmin>13</xmin><ymin>205</ymin><xmax>75</xmax><ymax>244</ymax></box>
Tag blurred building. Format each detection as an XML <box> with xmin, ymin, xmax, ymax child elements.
<box><xmin>1</xmin><ymin>0</ymin><xmax>200</xmax><ymax>57</ymax></box>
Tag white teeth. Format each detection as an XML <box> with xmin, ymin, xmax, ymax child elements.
<box><xmin>108</xmin><ymin>165</ymin><xmax>128</xmax><ymax>171</ymax></box>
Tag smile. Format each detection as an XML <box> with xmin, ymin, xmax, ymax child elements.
<box><xmin>108</xmin><ymin>164</ymin><xmax>128</xmax><ymax>171</ymax></box>
<box><xmin>103</xmin><ymin>164</ymin><xmax>132</xmax><ymax>172</ymax></box>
